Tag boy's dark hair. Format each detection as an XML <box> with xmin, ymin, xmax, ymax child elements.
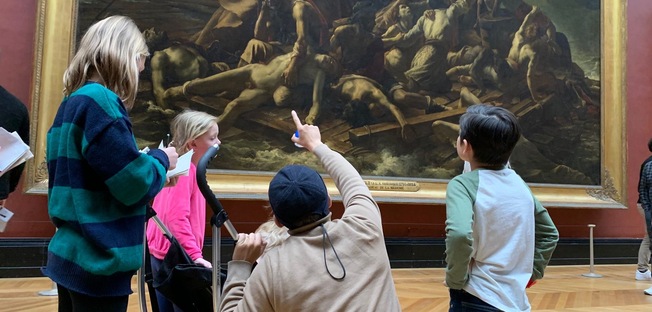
<box><xmin>459</xmin><ymin>104</ymin><xmax>521</xmax><ymax>166</ymax></box>
<box><xmin>648</xmin><ymin>138</ymin><xmax>652</xmax><ymax>152</ymax></box>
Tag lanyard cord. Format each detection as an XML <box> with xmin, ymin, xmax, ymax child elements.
<box><xmin>320</xmin><ymin>224</ymin><xmax>346</xmax><ymax>280</ymax></box>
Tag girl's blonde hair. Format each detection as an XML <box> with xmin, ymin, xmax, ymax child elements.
<box><xmin>63</xmin><ymin>15</ymin><xmax>149</xmax><ymax>109</ymax></box>
<box><xmin>256</xmin><ymin>219</ymin><xmax>289</xmax><ymax>252</ymax></box>
<box><xmin>170</xmin><ymin>110</ymin><xmax>219</xmax><ymax>155</ymax></box>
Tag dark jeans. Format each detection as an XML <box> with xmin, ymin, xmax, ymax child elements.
<box><xmin>449</xmin><ymin>289</ymin><xmax>502</xmax><ymax>312</ymax></box>
<box><xmin>150</xmin><ymin>255</ymin><xmax>184</xmax><ymax>312</ymax></box>
<box><xmin>57</xmin><ymin>284</ymin><xmax>129</xmax><ymax>312</ymax></box>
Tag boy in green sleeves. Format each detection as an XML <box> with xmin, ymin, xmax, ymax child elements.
<box><xmin>445</xmin><ymin>104</ymin><xmax>559</xmax><ymax>311</ymax></box>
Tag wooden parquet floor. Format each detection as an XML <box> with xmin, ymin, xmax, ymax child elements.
<box><xmin>1</xmin><ymin>265</ymin><xmax>651</xmax><ymax>311</ymax></box>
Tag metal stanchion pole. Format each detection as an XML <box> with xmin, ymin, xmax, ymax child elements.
<box><xmin>138</xmin><ymin>223</ymin><xmax>149</xmax><ymax>312</ymax></box>
<box><xmin>582</xmin><ymin>224</ymin><xmax>602</xmax><ymax>278</ymax></box>
<box><xmin>197</xmin><ymin>145</ymin><xmax>238</xmax><ymax>312</ymax></box>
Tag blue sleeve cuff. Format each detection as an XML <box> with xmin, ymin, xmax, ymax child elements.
<box><xmin>148</xmin><ymin>149</ymin><xmax>170</xmax><ymax>170</ymax></box>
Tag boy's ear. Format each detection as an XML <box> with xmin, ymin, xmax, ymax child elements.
<box><xmin>460</xmin><ymin>139</ymin><xmax>474</xmax><ymax>159</ymax></box>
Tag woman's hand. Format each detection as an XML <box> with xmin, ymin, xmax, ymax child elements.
<box><xmin>232</xmin><ymin>233</ymin><xmax>267</xmax><ymax>264</ymax></box>
<box><xmin>161</xmin><ymin>146</ymin><xmax>178</xmax><ymax>171</ymax></box>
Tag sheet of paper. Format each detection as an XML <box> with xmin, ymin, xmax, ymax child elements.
<box><xmin>167</xmin><ymin>149</ymin><xmax>194</xmax><ymax>178</ymax></box>
<box><xmin>0</xmin><ymin>206</ymin><xmax>14</xmax><ymax>232</ymax></box>
<box><xmin>0</xmin><ymin>127</ymin><xmax>32</xmax><ymax>174</ymax></box>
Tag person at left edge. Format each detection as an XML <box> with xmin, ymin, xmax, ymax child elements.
<box><xmin>0</xmin><ymin>85</ymin><xmax>29</xmax><ymax>212</ymax></box>
<box><xmin>43</xmin><ymin>15</ymin><xmax>178</xmax><ymax>312</ymax></box>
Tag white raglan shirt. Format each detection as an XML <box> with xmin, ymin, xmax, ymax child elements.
<box><xmin>446</xmin><ymin>168</ymin><xmax>540</xmax><ymax>311</ymax></box>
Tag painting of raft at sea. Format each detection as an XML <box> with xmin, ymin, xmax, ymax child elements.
<box><xmin>75</xmin><ymin>0</ymin><xmax>602</xmax><ymax>185</ymax></box>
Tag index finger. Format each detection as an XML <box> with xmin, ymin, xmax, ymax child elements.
<box><xmin>291</xmin><ymin>110</ymin><xmax>303</xmax><ymax>129</ymax></box>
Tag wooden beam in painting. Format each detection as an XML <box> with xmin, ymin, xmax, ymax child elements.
<box><xmin>348</xmin><ymin>108</ymin><xmax>467</xmax><ymax>143</ymax></box>
<box><xmin>235</xmin><ymin>107</ymin><xmax>357</xmax><ymax>155</ymax></box>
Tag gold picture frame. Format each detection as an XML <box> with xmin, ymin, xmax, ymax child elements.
<box><xmin>26</xmin><ymin>0</ymin><xmax>627</xmax><ymax>208</ymax></box>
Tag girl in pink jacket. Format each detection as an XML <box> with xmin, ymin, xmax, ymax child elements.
<box><xmin>146</xmin><ymin>110</ymin><xmax>221</xmax><ymax>312</ymax></box>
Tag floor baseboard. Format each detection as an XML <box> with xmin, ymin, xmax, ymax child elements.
<box><xmin>0</xmin><ymin>238</ymin><xmax>641</xmax><ymax>278</ymax></box>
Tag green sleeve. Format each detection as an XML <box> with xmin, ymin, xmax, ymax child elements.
<box><xmin>444</xmin><ymin>174</ymin><xmax>476</xmax><ymax>289</ymax></box>
<box><xmin>531</xmin><ymin>197</ymin><xmax>559</xmax><ymax>280</ymax></box>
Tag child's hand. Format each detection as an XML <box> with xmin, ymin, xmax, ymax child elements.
<box><xmin>194</xmin><ymin>258</ymin><xmax>212</xmax><ymax>268</ymax></box>
<box><xmin>526</xmin><ymin>278</ymin><xmax>537</xmax><ymax>288</ymax></box>
<box><xmin>165</xmin><ymin>176</ymin><xmax>179</xmax><ymax>187</ymax></box>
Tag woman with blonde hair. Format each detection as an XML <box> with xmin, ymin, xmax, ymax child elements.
<box><xmin>147</xmin><ymin>109</ymin><xmax>221</xmax><ymax>312</ymax></box>
<box><xmin>44</xmin><ymin>15</ymin><xmax>178</xmax><ymax>311</ymax></box>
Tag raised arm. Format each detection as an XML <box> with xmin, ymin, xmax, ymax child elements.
<box><xmin>253</xmin><ymin>0</ymin><xmax>273</xmax><ymax>40</ymax></box>
<box><xmin>446</xmin><ymin>0</ymin><xmax>472</xmax><ymax>19</ymax></box>
<box><xmin>283</xmin><ymin>2</ymin><xmax>311</xmax><ymax>87</ymax></box>
<box><xmin>292</xmin><ymin>110</ymin><xmax>382</xmax><ymax>226</ymax></box>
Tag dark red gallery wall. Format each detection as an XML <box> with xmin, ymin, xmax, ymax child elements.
<box><xmin>0</xmin><ymin>0</ymin><xmax>50</xmax><ymax>238</ymax></box>
<box><xmin>1</xmin><ymin>0</ymin><xmax>651</xmax><ymax>239</ymax></box>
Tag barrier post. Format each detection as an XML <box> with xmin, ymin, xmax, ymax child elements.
<box><xmin>582</xmin><ymin>224</ymin><xmax>603</xmax><ymax>278</ymax></box>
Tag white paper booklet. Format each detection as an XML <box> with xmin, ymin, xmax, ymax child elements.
<box><xmin>167</xmin><ymin>149</ymin><xmax>194</xmax><ymax>178</ymax></box>
<box><xmin>141</xmin><ymin>138</ymin><xmax>191</xmax><ymax>178</ymax></box>
<box><xmin>0</xmin><ymin>127</ymin><xmax>33</xmax><ymax>177</ymax></box>
<box><xmin>0</xmin><ymin>206</ymin><xmax>14</xmax><ymax>232</ymax></box>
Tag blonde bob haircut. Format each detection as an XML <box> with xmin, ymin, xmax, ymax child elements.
<box><xmin>170</xmin><ymin>110</ymin><xmax>219</xmax><ymax>155</ymax></box>
<box><xmin>63</xmin><ymin>15</ymin><xmax>149</xmax><ymax>109</ymax></box>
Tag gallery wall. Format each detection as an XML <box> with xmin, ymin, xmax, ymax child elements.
<box><xmin>1</xmin><ymin>0</ymin><xmax>651</xmax><ymax>241</ymax></box>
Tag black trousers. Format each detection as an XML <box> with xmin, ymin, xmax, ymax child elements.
<box><xmin>57</xmin><ymin>284</ymin><xmax>129</xmax><ymax>312</ymax></box>
<box><xmin>449</xmin><ymin>288</ymin><xmax>502</xmax><ymax>312</ymax></box>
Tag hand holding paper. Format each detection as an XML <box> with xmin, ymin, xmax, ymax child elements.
<box><xmin>144</xmin><ymin>137</ymin><xmax>187</xmax><ymax>178</ymax></box>
<box><xmin>0</xmin><ymin>127</ymin><xmax>33</xmax><ymax>177</ymax></box>
<box><xmin>167</xmin><ymin>149</ymin><xmax>193</xmax><ymax>178</ymax></box>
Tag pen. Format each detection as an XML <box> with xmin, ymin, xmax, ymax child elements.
<box><xmin>294</xmin><ymin>130</ymin><xmax>303</xmax><ymax>148</ymax></box>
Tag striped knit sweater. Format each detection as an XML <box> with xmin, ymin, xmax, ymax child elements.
<box><xmin>44</xmin><ymin>82</ymin><xmax>169</xmax><ymax>297</ymax></box>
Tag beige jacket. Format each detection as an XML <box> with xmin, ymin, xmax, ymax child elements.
<box><xmin>220</xmin><ymin>144</ymin><xmax>401</xmax><ymax>312</ymax></box>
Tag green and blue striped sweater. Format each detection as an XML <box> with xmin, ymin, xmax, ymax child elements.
<box><xmin>44</xmin><ymin>82</ymin><xmax>169</xmax><ymax>297</ymax></box>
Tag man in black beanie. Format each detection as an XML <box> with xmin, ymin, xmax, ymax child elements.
<box><xmin>219</xmin><ymin>110</ymin><xmax>400</xmax><ymax>312</ymax></box>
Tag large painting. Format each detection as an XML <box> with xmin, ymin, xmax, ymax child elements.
<box><xmin>26</xmin><ymin>0</ymin><xmax>626</xmax><ymax>207</ymax></box>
